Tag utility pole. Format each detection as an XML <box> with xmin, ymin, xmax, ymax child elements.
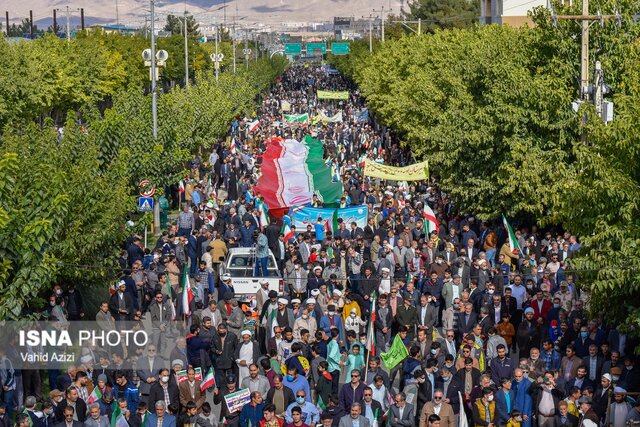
<box><xmin>116</xmin><ymin>0</ymin><xmax>119</xmax><ymax>26</ymax></box>
<box><xmin>244</xmin><ymin>30</ymin><xmax>249</xmax><ymax>69</ymax></box>
<box><xmin>373</xmin><ymin>6</ymin><xmax>391</xmax><ymax>42</ymax></box>
<box><xmin>363</xmin><ymin>14</ymin><xmax>377</xmax><ymax>53</ymax></box>
<box><xmin>53</xmin><ymin>9</ymin><xmax>57</xmax><ymax>35</ymax></box>
<box><xmin>183</xmin><ymin>10</ymin><xmax>189</xmax><ymax>88</ymax></box>
<box><xmin>214</xmin><ymin>25</ymin><xmax>220</xmax><ymax>82</ymax></box>
<box><xmin>56</xmin><ymin>6</ymin><xmax>80</xmax><ymax>42</ymax></box>
<box><xmin>151</xmin><ymin>0</ymin><xmax>158</xmax><ymax>139</ymax></box>
<box><xmin>555</xmin><ymin>0</ymin><xmax>618</xmax><ymax>102</ymax></box>
<box><xmin>5</xmin><ymin>11</ymin><xmax>9</xmax><ymax>36</ymax></box>
<box><xmin>29</xmin><ymin>10</ymin><xmax>33</xmax><ymax>39</ymax></box>
<box><xmin>555</xmin><ymin>0</ymin><xmax>619</xmax><ymax>130</ymax></box>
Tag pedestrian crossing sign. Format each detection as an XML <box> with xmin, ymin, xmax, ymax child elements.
<box><xmin>138</xmin><ymin>196</ymin><xmax>154</xmax><ymax>212</ymax></box>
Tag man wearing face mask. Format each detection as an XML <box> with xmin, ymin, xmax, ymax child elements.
<box><xmin>472</xmin><ymin>388</ymin><xmax>497</xmax><ymax>427</ymax></box>
<box><xmin>284</xmin><ymin>390</ymin><xmax>319</xmax><ymax>425</ymax></box>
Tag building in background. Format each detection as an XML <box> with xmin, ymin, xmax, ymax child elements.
<box><xmin>480</xmin><ymin>0</ymin><xmax>547</xmax><ymax>25</ymax></box>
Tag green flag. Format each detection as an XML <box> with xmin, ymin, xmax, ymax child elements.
<box><xmin>332</xmin><ymin>209</ymin><xmax>339</xmax><ymax>233</ymax></box>
<box><xmin>317</xmin><ymin>395</ymin><xmax>326</xmax><ymax>410</ymax></box>
<box><xmin>380</xmin><ymin>334</ymin><xmax>409</xmax><ymax>370</ymax></box>
<box><xmin>110</xmin><ymin>402</ymin><xmax>121</xmax><ymax>427</ymax></box>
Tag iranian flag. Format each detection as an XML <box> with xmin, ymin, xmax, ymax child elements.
<box><xmin>365</xmin><ymin>291</ymin><xmax>377</xmax><ymax>356</ymax></box>
<box><xmin>249</xmin><ymin>120</ymin><xmax>260</xmax><ymax>133</ymax></box>
<box><xmin>502</xmin><ymin>214</ymin><xmax>520</xmax><ymax>254</ymax></box>
<box><xmin>88</xmin><ymin>386</ymin><xmax>102</xmax><ymax>404</ymax></box>
<box><xmin>283</xmin><ymin>113</ymin><xmax>309</xmax><ymax>125</ymax></box>
<box><xmin>255</xmin><ymin>136</ymin><xmax>344</xmax><ymax>210</ymax></box>
<box><xmin>256</xmin><ymin>199</ymin><xmax>270</xmax><ymax>228</ymax></box>
<box><xmin>281</xmin><ymin>216</ymin><xmax>294</xmax><ymax>243</ymax></box>
<box><xmin>230</xmin><ymin>137</ymin><xmax>238</xmax><ymax>154</ymax></box>
<box><xmin>201</xmin><ymin>367</ymin><xmax>215</xmax><ymax>391</ymax></box>
<box><xmin>181</xmin><ymin>267</ymin><xmax>193</xmax><ymax>317</ymax></box>
<box><xmin>423</xmin><ymin>204</ymin><xmax>440</xmax><ymax>235</ymax></box>
<box><xmin>178</xmin><ymin>180</ymin><xmax>185</xmax><ymax>193</ymax></box>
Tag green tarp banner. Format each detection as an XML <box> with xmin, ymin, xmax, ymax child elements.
<box><xmin>317</xmin><ymin>90</ymin><xmax>350</xmax><ymax>100</ymax></box>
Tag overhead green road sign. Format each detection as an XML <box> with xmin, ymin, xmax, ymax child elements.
<box><xmin>285</xmin><ymin>43</ymin><xmax>302</xmax><ymax>55</ymax></box>
<box><xmin>331</xmin><ymin>42</ymin><xmax>350</xmax><ymax>55</ymax></box>
<box><xmin>306</xmin><ymin>42</ymin><xmax>327</xmax><ymax>54</ymax></box>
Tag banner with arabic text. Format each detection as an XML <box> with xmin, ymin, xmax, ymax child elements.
<box><xmin>317</xmin><ymin>90</ymin><xmax>350</xmax><ymax>100</ymax></box>
<box><xmin>363</xmin><ymin>159</ymin><xmax>429</xmax><ymax>181</ymax></box>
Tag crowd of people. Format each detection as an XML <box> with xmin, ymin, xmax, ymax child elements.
<box><xmin>2</xmin><ymin>64</ymin><xmax>639</xmax><ymax>427</ymax></box>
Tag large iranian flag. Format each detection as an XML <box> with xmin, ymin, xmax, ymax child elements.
<box><xmin>502</xmin><ymin>214</ymin><xmax>520</xmax><ymax>254</ymax></box>
<box><xmin>255</xmin><ymin>137</ymin><xmax>343</xmax><ymax>210</ymax></box>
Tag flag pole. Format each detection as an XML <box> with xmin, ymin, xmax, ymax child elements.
<box><xmin>365</xmin><ymin>339</ymin><xmax>371</xmax><ymax>380</ymax></box>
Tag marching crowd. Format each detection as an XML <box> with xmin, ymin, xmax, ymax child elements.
<box><xmin>2</xmin><ymin>64</ymin><xmax>639</xmax><ymax>427</ymax></box>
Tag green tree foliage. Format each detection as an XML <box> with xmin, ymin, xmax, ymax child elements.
<box><xmin>0</xmin><ymin>119</ymin><xmax>132</xmax><ymax>318</ymax></box>
<box><xmin>0</xmin><ymin>28</ymin><xmax>287</xmax><ymax>317</ymax></box>
<box><xmin>164</xmin><ymin>14</ymin><xmax>200</xmax><ymax>37</ymax></box>
<box><xmin>405</xmin><ymin>0</ymin><xmax>479</xmax><ymax>32</ymax></box>
<box><xmin>330</xmin><ymin>3</ymin><xmax>640</xmax><ymax>331</ymax></box>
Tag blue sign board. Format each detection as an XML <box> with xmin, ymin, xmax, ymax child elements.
<box><xmin>139</xmin><ymin>197</ymin><xmax>154</xmax><ymax>212</ymax></box>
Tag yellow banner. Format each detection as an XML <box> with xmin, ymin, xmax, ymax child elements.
<box><xmin>363</xmin><ymin>159</ymin><xmax>430</xmax><ymax>181</ymax></box>
<box><xmin>317</xmin><ymin>90</ymin><xmax>350</xmax><ymax>100</ymax></box>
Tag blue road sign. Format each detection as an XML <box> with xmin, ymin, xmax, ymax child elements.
<box><xmin>139</xmin><ymin>197</ymin><xmax>154</xmax><ymax>212</ymax></box>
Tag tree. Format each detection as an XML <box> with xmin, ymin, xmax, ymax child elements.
<box><xmin>164</xmin><ymin>14</ymin><xmax>200</xmax><ymax>37</ymax></box>
<box><xmin>330</xmin><ymin>0</ymin><xmax>640</xmax><ymax>334</ymax></box>
<box><xmin>405</xmin><ymin>0</ymin><xmax>479</xmax><ymax>32</ymax></box>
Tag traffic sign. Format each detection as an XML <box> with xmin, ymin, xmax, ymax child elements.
<box><xmin>243</xmin><ymin>48</ymin><xmax>252</xmax><ymax>55</ymax></box>
<box><xmin>138</xmin><ymin>180</ymin><xmax>156</xmax><ymax>197</ymax></box>
<box><xmin>139</xmin><ymin>197</ymin><xmax>154</xmax><ymax>212</ymax></box>
<box><xmin>285</xmin><ymin>43</ymin><xmax>302</xmax><ymax>55</ymax></box>
<box><xmin>331</xmin><ymin>42</ymin><xmax>350</xmax><ymax>55</ymax></box>
<box><xmin>306</xmin><ymin>42</ymin><xmax>327</xmax><ymax>54</ymax></box>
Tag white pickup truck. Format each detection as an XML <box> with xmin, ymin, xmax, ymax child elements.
<box><xmin>218</xmin><ymin>247</ymin><xmax>283</xmax><ymax>296</ymax></box>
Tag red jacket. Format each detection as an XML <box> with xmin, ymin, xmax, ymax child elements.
<box><xmin>530</xmin><ymin>299</ymin><xmax>552</xmax><ymax>321</ymax></box>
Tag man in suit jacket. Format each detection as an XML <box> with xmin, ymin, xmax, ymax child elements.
<box><xmin>178</xmin><ymin>368</ymin><xmax>205</xmax><ymax>411</ymax></box>
<box><xmin>338</xmin><ymin>403</ymin><xmax>370</xmax><ymax>427</ymax></box>
<box><xmin>417</xmin><ymin>294</ymin><xmax>438</xmax><ymax>337</ymax></box>
<box><xmin>136</xmin><ymin>346</ymin><xmax>160</xmax><ymax>404</ymax></box>
<box><xmin>54</xmin><ymin>406</ymin><xmax>84</xmax><ymax>427</ymax></box>
<box><xmin>55</xmin><ymin>388</ymin><xmax>87</xmax><ymax>423</ymax></box>
<box><xmin>388</xmin><ymin>393</ymin><xmax>414</xmax><ymax>427</ymax></box>
<box><xmin>146</xmin><ymin>401</ymin><xmax>176</xmax><ymax>427</ymax></box>
<box><xmin>494</xmin><ymin>378</ymin><xmax>516</xmax><ymax>426</ymax></box>
<box><xmin>582</xmin><ymin>345</ymin><xmax>604</xmax><ymax>382</ymax></box>
<box><xmin>360</xmin><ymin>388</ymin><xmax>383</xmax><ymax>427</ymax></box>
<box><xmin>456</xmin><ymin>303</ymin><xmax>477</xmax><ymax>339</ymax></box>
<box><xmin>419</xmin><ymin>391</ymin><xmax>455</xmax><ymax>427</ymax></box>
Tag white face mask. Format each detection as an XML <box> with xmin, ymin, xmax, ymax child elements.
<box><xmin>328</xmin><ymin>311</ymin><xmax>335</xmax><ymax>316</ymax></box>
<box><xmin>488</xmin><ymin>395</ymin><xmax>494</xmax><ymax>402</ymax></box>
<box><xmin>161</xmin><ymin>376</ymin><xmax>170</xmax><ymax>383</ymax></box>
<box><xmin>350</xmin><ymin>313</ymin><xmax>356</xmax><ymax>318</ymax></box>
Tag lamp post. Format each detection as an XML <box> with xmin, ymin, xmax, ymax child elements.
<box><xmin>142</xmin><ymin>44</ymin><xmax>168</xmax><ymax>140</ymax></box>
<box><xmin>210</xmin><ymin>25</ymin><xmax>224</xmax><ymax>83</ymax></box>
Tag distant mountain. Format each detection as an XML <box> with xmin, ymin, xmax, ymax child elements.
<box><xmin>10</xmin><ymin>0</ymin><xmax>402</xmax><ymax>28</ymax></box>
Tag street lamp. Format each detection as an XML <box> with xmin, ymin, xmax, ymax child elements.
<box><xmin>210</xmin><ymin>26</ymin><xmax>224</xmax><ymax>83</ymax></box>
<box><xmin>142</xmin><ymin>48</ymin><xmax>169</xmax><ymax>140</ymax></box>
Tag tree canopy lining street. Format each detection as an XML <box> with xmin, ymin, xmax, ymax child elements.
<box><xmin>0</xmin><ymin>31</ymin><xmax>287</xmax><ymax>318</ymax></box>
<box><xmin>328</xmin><ymin>5</ymin><xmax>640</xmax><ymax>331</ymax></box>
